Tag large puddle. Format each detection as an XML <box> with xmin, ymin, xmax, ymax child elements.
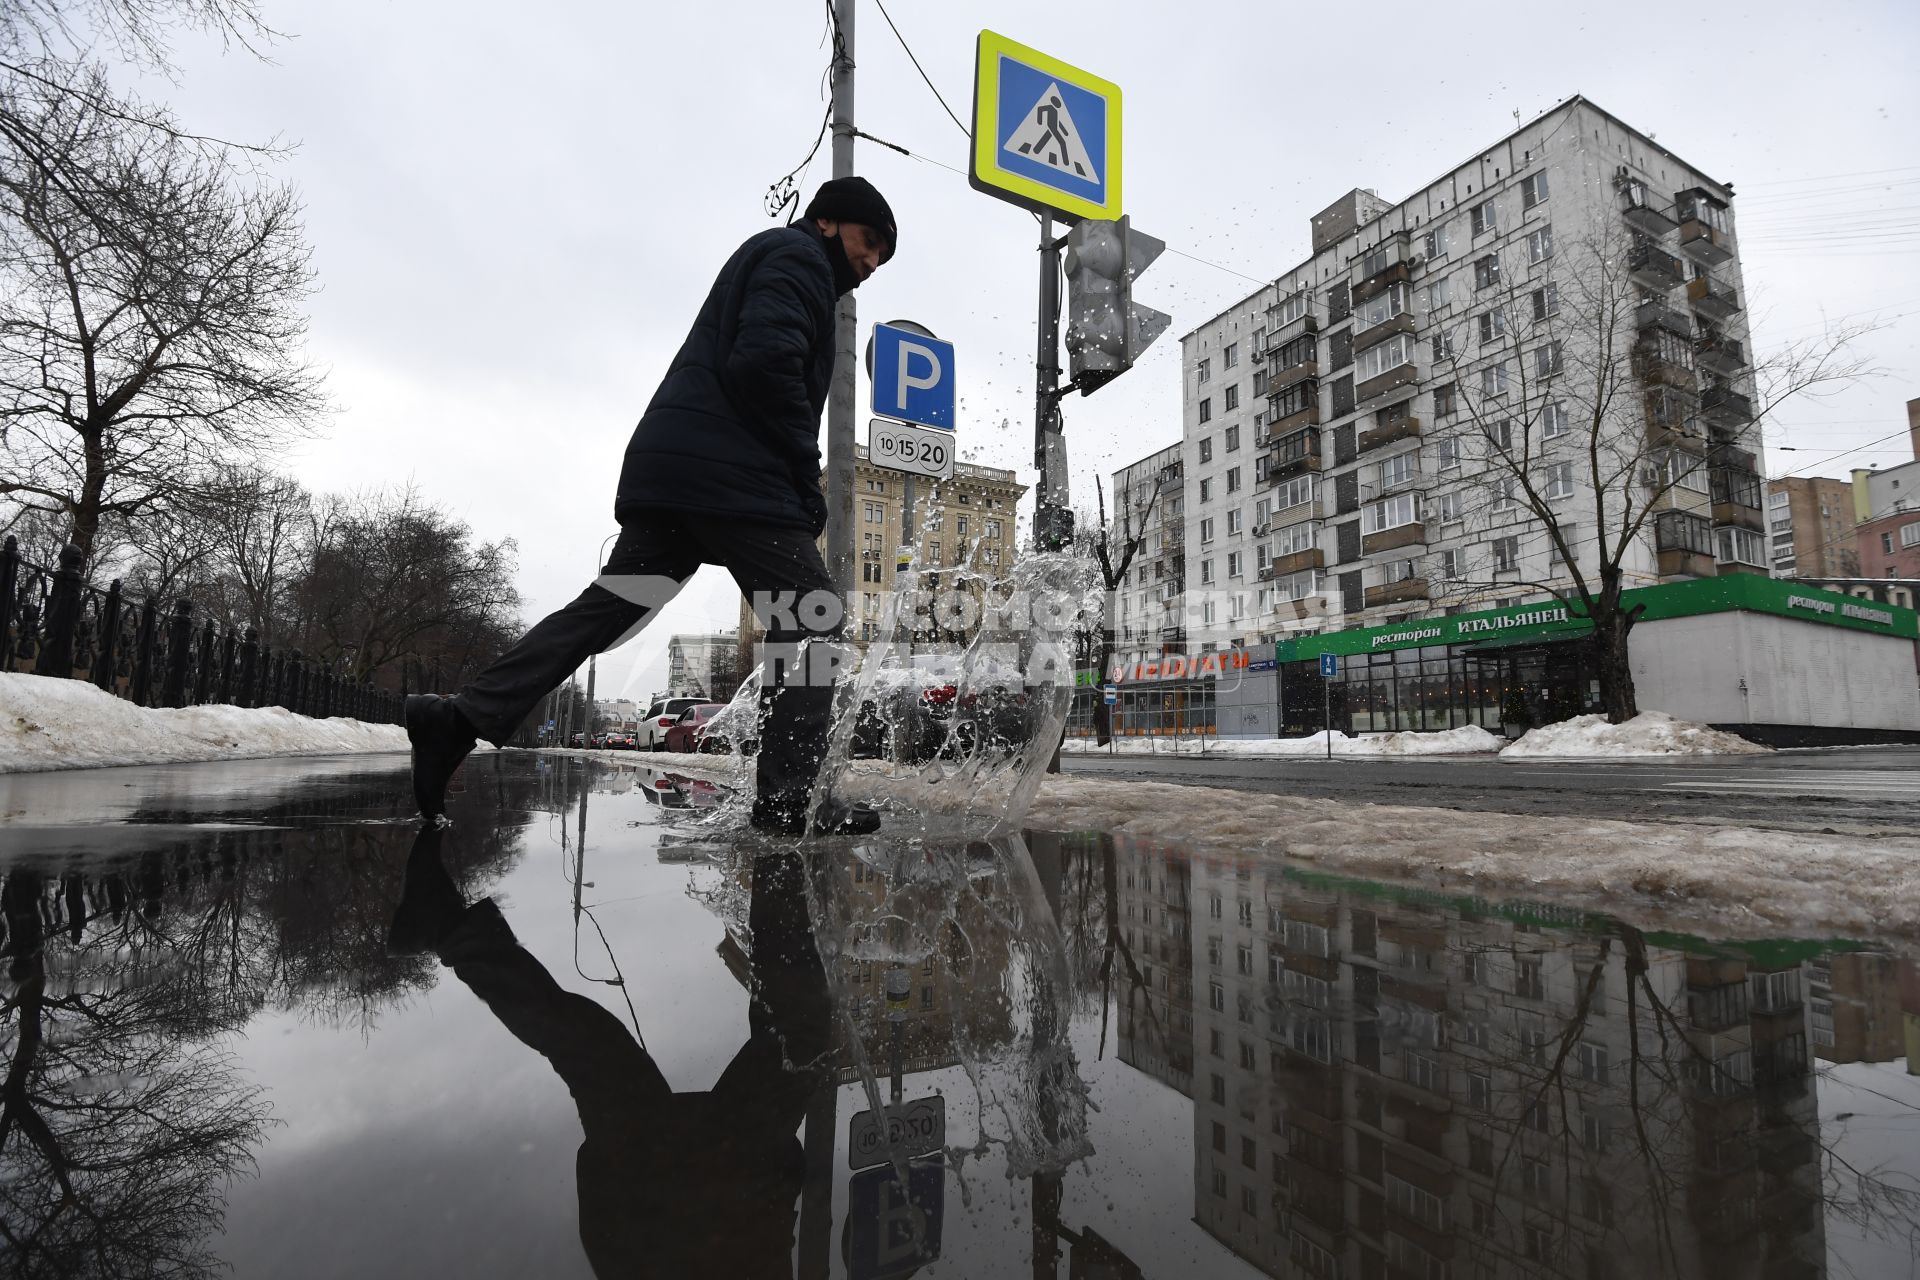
<box><xmin>2</xmin><ymin>751</ymin><xmax>1917</xmax><ymax>1278</ymax></box>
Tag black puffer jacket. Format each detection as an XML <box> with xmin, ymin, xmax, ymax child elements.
<box><xmin>616</xmin><ymin>226</ymin><xmax>836</xmax><ymax>533</ymax></box>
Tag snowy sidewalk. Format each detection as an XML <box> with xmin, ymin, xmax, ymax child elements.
<box><xmin>1</xmin><ymin>672</ymin><xmax>412</xmax><ymax>773</ymax></box>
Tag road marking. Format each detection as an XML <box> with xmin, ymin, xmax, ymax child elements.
<box><xmin>1655</xmin><ymin>769</ymin><xmax>1920</xmax><ymax>800</ymax></box>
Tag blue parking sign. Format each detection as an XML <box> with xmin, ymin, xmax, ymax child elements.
<box><xmin>846</xmin><ymin>1157</ymin><xmax>944</xmax><ymax>1280</ymax></box>
<box><xmin>870</xmin><ymin>323</ymin><xmax>955</xmax><ymax>431</ymax></box>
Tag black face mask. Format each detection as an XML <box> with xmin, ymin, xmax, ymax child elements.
<box><xmin>818</xmin><ymin>227</ymin><xmax>860</xmax><ymax>296</ymax></box>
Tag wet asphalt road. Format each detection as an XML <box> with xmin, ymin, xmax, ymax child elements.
<box><xmin>1061</xmin><ymin>746</ymin><xmax>1920</xmax><ymax>834</ymax></box>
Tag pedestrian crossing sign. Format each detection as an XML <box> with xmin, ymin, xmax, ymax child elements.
<box><xmin>970</xmin><ymin>30</ymin><xmax>1122</xmax><ymax>222</ymax></box>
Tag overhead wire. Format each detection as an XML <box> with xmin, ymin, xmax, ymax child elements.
<box><xmin>872</xmin><ymin>0</ymin><xmax>969</xmax><ymax>137</ymax></box>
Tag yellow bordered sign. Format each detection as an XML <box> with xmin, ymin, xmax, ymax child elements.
<box><xmin>969</xmin><ymin>30</ymin><xmax>1122</xmax><ymax>223</ymax></box>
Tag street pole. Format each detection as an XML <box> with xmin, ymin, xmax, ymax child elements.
<box><xmin>1032</xmin><ymin>213</ymin><xmax>1065</xmax><ymax>551</ymax></box>
<box><xmin>823</xmin><ymin>0</ymin><xmax>858</xmax><ymax>598</ymax></box>
<box><xmin>1324</xmin><ymin>675</ymin><xmax>1332</xmax><ymax>761</ymax></box>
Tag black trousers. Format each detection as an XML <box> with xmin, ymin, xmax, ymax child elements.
<box><xmin>451</xmin><ymin>512</ymin><xmax>840</xmax><ymax>824</ymax></box>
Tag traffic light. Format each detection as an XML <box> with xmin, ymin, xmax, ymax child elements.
<box><xmin>1063</xmin><ymin>215</ymin><xmax>1170</xmax><ymax>395</ymax></box>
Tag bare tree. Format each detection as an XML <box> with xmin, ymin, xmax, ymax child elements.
<box><xmin>288</xmin><ymin>484</ymin><xmax>521</xmax><ymax>685</ymax></box>
<box><xmin>1081</xmin><ymin>470</ymin><xmax>1162</xmax><ymax>746</ymax></box>
<box><xmin>0</xmin><ymin>82</ymin><xmax>325</xmax><ymax>569</ymax></box>
<box><xmin>1413</xmin><ymin>207</ymin><xmax>1872</xmax><ymax>722</ymax></box>
<box><xmin>196</xmin><ymin>464</ymin><xmax>311</xmax><ymax>644</ymax></box>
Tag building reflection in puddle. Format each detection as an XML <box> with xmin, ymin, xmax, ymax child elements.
<box><xmin>1105</xmin><ymin>834</ymin><xmax>1920</xmax><ymax>1280</ymax></box>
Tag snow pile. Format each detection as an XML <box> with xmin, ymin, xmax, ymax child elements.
<box><xmin>1</xmin><ymin>672</ymin><xmax>411</xmax><ymax>774</ymax></box>
<box><xmin>1501</xmin><ymin>710</ymin><xmax>1769</xmax><ymax>759</ymax></box>
<box><xmin>1061</xmin><ymin>725</ymin><xmax>1505</xmax><ymax>758</ymax></box>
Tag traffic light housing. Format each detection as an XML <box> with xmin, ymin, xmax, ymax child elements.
<box><xmin>1063</xmin><ymin>215</ymin><xmax>1170</xmax><ymax>395</ymax></box>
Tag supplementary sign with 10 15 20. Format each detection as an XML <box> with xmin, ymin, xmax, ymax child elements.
<box><xmin>869</xmin><ymin>419</ymin><xmax>955</xmax><ymax>480</ymax></box>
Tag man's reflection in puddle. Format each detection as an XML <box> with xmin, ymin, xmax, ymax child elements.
<box><xmin>389</xmin><ymin>826</ymin><xmax>830</xmax><ymax>1278</ymax></box>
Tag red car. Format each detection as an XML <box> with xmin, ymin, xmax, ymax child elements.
<box><xmin>662</xmin><ymin>703</ymin><xmax>730</xmax><ymax>754</ymax></box>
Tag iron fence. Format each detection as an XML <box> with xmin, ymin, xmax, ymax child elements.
<box><xmin>1</xmin><ymin>536</ymin><xmax>404</xmax><ymax>725</ymax></box>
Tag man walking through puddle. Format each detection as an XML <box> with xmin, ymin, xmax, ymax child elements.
<box><xmin>404</xmin><ymin>178</ymin><xmax>896</xmax><ymax>836</ymax></box>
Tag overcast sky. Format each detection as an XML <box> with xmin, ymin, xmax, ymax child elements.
<box><xmin>126</xmin><ymin>0</ymin><xmax>1920</xmax><ymax>703</ymax></box>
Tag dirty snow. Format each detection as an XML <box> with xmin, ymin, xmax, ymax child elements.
<box><xmin>1062</xmin><ymin>725</ymin><xmax>1505</xmax><ymax>758</ymax></box>
<box><xmin>0</xmin><ymin>672</ymin><xmax>413</xmax><ymax>773</ymax></box>
<box><xmin>1501</xmin><ymin>710</ymin><xmax>1769</xmax><ymax>759</ymax></box>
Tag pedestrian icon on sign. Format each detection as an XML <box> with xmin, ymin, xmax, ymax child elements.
<box><xmin>1004</xmin><ymin>82</ymin><xmax>1095</xmax><ymax>179</ymax></box>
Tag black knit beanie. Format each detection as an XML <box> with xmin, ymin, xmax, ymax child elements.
<box><xmin>803</xmin><ymin>177</ymin><xmax>897</xmax><ymax>260</ymax></box>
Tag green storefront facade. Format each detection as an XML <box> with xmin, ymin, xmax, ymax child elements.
<box><xmin>1268</xmin><ymin>576</ymin><xmax>1919</xmax><ymax>737</ymax></box>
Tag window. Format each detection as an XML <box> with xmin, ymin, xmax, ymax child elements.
<box><xmin>864</xmin><ymin>502</ymin><xmax>882</xmax><ymax>523</ymax></box>
<box><xmin>1474</xmin><ymin>255</ymin><xmax>1501</xmax><ymax>290</ymax></box>
<box><xmin>1542</xmin><ymin>399</ymin><xmax>1570</xmax><ymax>439</ymax></box>
<box><xmin>1716</xmin><ymin>525</ymin><xmax>1766</xmax><ymax>566</ymax></box>
<box><xmin>1227</xmin><ymin>508</ymin><xmax>1243</xmax><ymax>535</ymax></box>
<box><xmin>1198</xmin><ymin>437</ymin><xmax>1213</xmax><ymax>464</ymax></box>
<box><xmin>1577</xmin><ymin>1042</ymin><xmax>1610</xmax><ymax>1084</ymax></box>
<box><xmin>1433</xmin><ymin>490</ymin><xmax>1463</xmax><ymax>522</ymax></box>
<box><xmin>1273</xmin><ymin>474</ymin><xmax>1315</xmax><ymax>511</ymax></box>
<box><xmin>1424</xmin><ymin>222</ymin><xmax>1453</xmax><ymax>260</ymax></box>
<box><xmin>1386</xmin><ymin>1173</ymin><xmax>1447</xmax><ymax>1230</ymax></box>
<box><xmin>1532</xmin><ymin>282</ymin><xmax>1560</xmax><ymax>320</ymax></box>
<box><xmin>1479</xmin><ymin>361</ymin><xmax>1510</xmax><ymax>397</ymax></box>
<box><xmin>1228</xmin><ymin>551</ymin><xmax>1243</xmax><ymax>578</ymax></box>
<box><xmin>1430</xmin><ymin>330</ymin><xmax>1456</xmax><ymax>363</ymax></box>
<box><xmin>1535</xmin><ymin>341</ymin><xmax>1564</xmax><ymax>378</ymax></box>
<box><xmin>1522</xmin><ymin>170</ymin><xmax>1549</xmax><ymax>208</ymax></box>
<box><xmin>1365</xmin><ymin>493</ymin><xmax>1420</xmax><ymax>534</ymax></box>
<box><xmin>1478</xmin><ymin>310</ymin><xmax>1507</xmax><ymax>345</ymax></box>
<box><xmin>1433</xmin><ymin>383</ymin><xmax>1458</xmax><ymax>417</ymax></box>
<box><xmin>1550</xmin><ymin>525</ymin><xmax>1577</xmax><ymax>569</ymax></box>
<box><xmin>1545</xmin><ymin>462</ymin><xmax>1574</xmax><ymax>500</ymax></box>
<box><xmin>1493</xmin><ymin>535</ymin><xmax>1520</xmax><ymax>571</ymax></box>
<box><xmin>1902</xmin><ymin>522</ymin><xmax>1920</xmax><ymax>548</ymax></box>
<box><xmin>1223</xmin><ymin>342</ymin><xmax>1238</xmax><ymax>369</ymax></box>
<box><xmin>1268</xmin><ymin>379</ymin><xmax>1316</xmax><ymax>420</ymax></box>
<box><xmin>986</xmin><ymin>519</ymin><xmax>1001</xmax><ymax>538</ymax></box>
<box><xmin>1527</xmin><ymin>224</ymin><xmax>1554</xmax><ymax>264</ymax></box>
<box><xmin>1354</xmin><ymin>282</ymin><xmax>1411</xmax><ymax>333</ymax></box>
<box><xmin>1224</xmin><ymin>424</ymin><xmax>1240</xmax><ymax>451</ymax></box>
<box><xmin>1378</xmin><ymin>452</ymin><xmax>1417</xmax><ymax>488</ymax></box>
<box><xmin>1427</xmin><ymin>276</ymin><xmax>1453</xmax><ymax>310</ymax></box>
<box><xmin>1201</xmin><ymin>558</ymin><xmax>1215</xmax><ymax>584</ymax></box>
<box><xmin>1516</xmin><ymin>957</ymin><xmax>1546</xmax><ymax>999</ymax></box>
<box><xmin>1468</xmin><ymin>1071</ymin><xmax>1492</xmax><ymax>1109</ymax></box>
<box><xmin>1883</xmin><ymin>532</ymin><xmax>1896</xmax><ymax>554</ymax></box>
<box><xmin>1273</xmin><ymin>520</ymin><xmax>1316</xmax><ymax>557</ymax></box>
<box><xmin>1199</xmin><ymin>398</ymin><xmax>1212</xmax><ymax>424</ymax></box>
<box><xmin>1197</xmin><ymin>357</ymin><xmax>1211</xmax><ymax>384</ymax></box>
<box><xmin>1355</xmin><ymin>332</ymin><xmax>1415</xmax><ymax>382</ymax></box>
<box><xmin>1209</xmin><ymin>981</ymin><xmax>1225</xmax><ymax>1011</ymax></box>
<box><xmin>1201</xmin><ymin>516</ymin><xmax>1215</xmax><ymax>543</ymax></box>
<box><xmin>1274</xmin><ymin>290</ymin><xmax>1308</xmax><ymax>325</ymax></box>
<box><xmin>1226</xmin><ymin>466</ymin><xmax>1242</xmax><ymax>494</ymax></box>
<box><xmin>1470</xmin><ymin>198</ymin><xmax>1498</xmax><ymax>236</ymax></box>
<box><xmin>1405</xmin><ymin>1051</ymin><xmax>1444</xmax><ymax>1093</ymax></box>
<box><xmin>1200</xmin><ymin>477</ymin><xmax>1213</xmax><ymax>503</ymax></box>
<box><xmin>1224</xmin><ymin>385</ymin><xmax>1239</xmax><ymax>411</ymax></box>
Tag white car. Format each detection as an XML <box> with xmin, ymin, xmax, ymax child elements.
<box><xmin>639</xmin><ymin>696</ymin><xmax>707</xmax><ymax>750</ymax></box>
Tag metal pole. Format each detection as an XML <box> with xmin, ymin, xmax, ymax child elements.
<box><xmin>823</xmin><ymin>0</ymin><xmax>858</xmax><ymax>598</ymax></box>
<box><xmin>1324</xmin><ymin>673</ymin><xmax>1332</xmax><ymax>761</ymax></box>
<box><xmin>1032</xmin><ymin>214</ymin><xmax>1065</xmax><ymax>551</ymax></box>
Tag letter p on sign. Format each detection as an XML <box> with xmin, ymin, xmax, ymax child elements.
<box><xmin>871</xmin><ymin>322</ymin><xmax>956</xmax><ymax>431</ymax></box>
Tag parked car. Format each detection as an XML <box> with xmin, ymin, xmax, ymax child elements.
<box><xmin>662</xmin><ymin>703</ymin><xmax>730</xmax><ymax>753</ymax></box>
<box><xmin>639</xmin><ymin>696</ymin><xmax>707</xmax><ymax>750</ymax></box>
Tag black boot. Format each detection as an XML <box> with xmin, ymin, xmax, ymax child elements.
<box><xmin>405</xmin><ymin>695</ymin><xmax>478</xmax><ymax>822</ymax></box>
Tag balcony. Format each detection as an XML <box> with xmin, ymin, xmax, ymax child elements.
<box><xmin>1362</xmin><ymin>523</ymin><xmax>1427</xmax><ymax>556</ymax></box>
<box><xmin>1363</xmin><ymin>467</ymin><xmax>1424</xmax><ymax>502</ymax></box>
<box><xmin>1266</xmin><ymin>427</ymin><xmax>1322</xmax><ymax>480</ymax></box>
<box><xmin>1266</xmin><ymin>394</ymin><xmax>1321</xmax><ymax>436</ymax></box>
<box><xmin>1700</xmin><ymin>383</ymin><xmax>1753</xmax><ymax>427</ymax></box>
<box><xmin>1696</xmin><ymin>334</ymin><xmax>1746</xmax><ymax>378</ymax></box>
<box><xmin>1688</xmin><ymin>275</ymin><xmax>1742</xmax><ymax>322</ymax></box>
<box><xmin>1272</xmin><ymin>547</ymin><xmax>1324</xmax><ymax>576</ymax></box>
<box><xmin>1359</xmin><ymin>410</ymin><xmax>1421</xmax><ymax>453</ymax></box>
<box><xmin>1266</xmin><ymin>311</ymin><xmax>1319</xmax><ymax>350</ymax></box>
<box><xmin>1655</xmin><ymin>510</ymin><xmax>1716</xmax><ymax>579</ymax></box>
<box><xmin>1355</xmin><ymin>359</ymin><xmax>1420</xmax><ymax>407</ymax></box>
<box><xmin>1628</xmin><ymin>242</ymin><xmax>1685</xmax><ymax>291</ymax></box>
<box><xmin>1365</xmin><ymin>576</ymin><xmax>1429</xmax><ymax>608</ymax></box>
<box><xmin>1352</xmin><ymin>232</ymin><xmax>1413</xmax><ymax>303</ymax></box>
<box><xmin>1268</xmin><ymin>341</ymin><xmax>1319</xmax><ymax>392</ymax></box>
<box><xmin>1711</xmin><ymin>467</ymin><xmax>1765</xmax><ymax>531</ymax></box>
<box><xmin>1634</xmin><ymin>337</ymin><xmax>1697</xmax><ymax>391</ymax></box>
<box><xmin>1635</xmin><ymin>297</ymin><xmax>1692</xmax><ymax>340</ymax></box>
<box><xmin>1679</xmin><ymin>218</ymin><xmax>1735</xmax><ymax>266</ymax></box>
<box><xmin>1708</xmin><ymin>442</ymin><xmax>1757</xmax><ymax>472</ymax></box>
<box><xmin>1620</xmin><ymin>184</ymin><xmax>1679</xmax><ymax>238</ymax></box>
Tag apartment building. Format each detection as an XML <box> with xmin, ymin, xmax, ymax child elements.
<box><xmin>1851</xmin><ymin>402</ymin><xmax>1920</xmax><ymax>580</ymax></box>
<box><xmin>663</xmin><ymin>630</ymin><xmax>741</xmax><ymax>699</ymax></box>
<box><xmin>1109</xmin><ymin>443</ymin><xmax>1186</xmax><ymax>653</ymax></box>
<box><xmin>1766</xmin><ymin>475</ymin><xmax>1859</xmax><ymax>578</ymax></box>
<box><xmin>1176</xmin><ymin>94</ymin><xmax>1765</xmax><ymax>650</ymax></box>
<box><xmin>1112</xmin><ymin>835</ymin><xmax>1829</xmax><ymax>1280</ymax></box>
